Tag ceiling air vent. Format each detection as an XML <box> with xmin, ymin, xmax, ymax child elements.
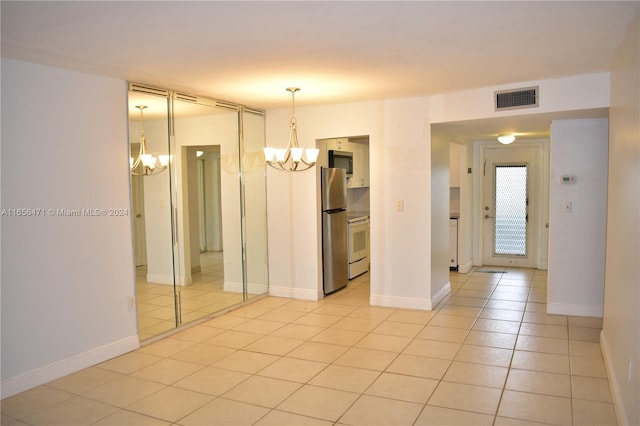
<box><xmin>495</xmin><ymin>86</ymin><xmax>538</xmax><ymax>111</ymax></box>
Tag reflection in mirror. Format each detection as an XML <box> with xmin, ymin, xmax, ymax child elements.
<box><xmin>173</xmin><ymin>97</ymin><xmax>245</xmax><ymax>324</ymax></box>
<box><xmin>242</xmin><ymin>109</ymin><xmax>269</xmax><ymax>300</ymax></box>
<box><xmin>128</xmin><ymin>92</ymin><xmax>178</xmax><ymax>340</ymax></box>
<box><xmin>129</xmin><ymin>88</ymin><xmax>269</xmax><ymax>341</ymax></box>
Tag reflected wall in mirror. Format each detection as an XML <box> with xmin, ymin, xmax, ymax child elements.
<box><xmin>128</xmin><ymin>85</ymin><xmax>269</xmax><ymax>341</ymax></box>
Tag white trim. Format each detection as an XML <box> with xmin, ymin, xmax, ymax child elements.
<box><xmin>473</xmin><ymin>140</ymin><xmax>549</xmax><ymax>269</ymax></box>
<box><xmin>268</xmin><ymin>285</ymin><xmax>320</xmax><ymax>301</ymax></box>
<box><xmin>432</xmin><ymin>282</ymin><xmax>451</xmax><ymax>307</ymax></box>
<box><xmin>600</xmin><ymin>331</ymin><xmax>627</xmax><ymax>426</ymax></box>
<box><xmin>0</xmin><ymin>336</ymin><xmax>139</xmax><ymax>399</ymax></box>
<box><xmin>546</xmin><ymin>302</ymin><xmax>603</xmax><ymax>317</ymax></box>
<box><xmin>370</xmin><ymin>294</ymin><xmax>433</xmax><ymax>310</ymax></box>
<box><xmin>223</xmin><ymin>281</ymin><xmax>269</xmax><ymax>295</ymax></box>
<box><xmin>458</xmin><ymin>259</ymin><xmax>474</xmax><ymax>274</ymax></box>
<box><xmin>145</xmin><ymin>273</ymin><xmax>192</xmax><ymax>286</ymax></box>
<box><xmin>146</xmin><ymin>273</ymin><xmax>173</xmax><ymax>284</ymax></box>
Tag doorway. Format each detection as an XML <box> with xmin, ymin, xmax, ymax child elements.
<box><xmin>481</xmin><ymin>145</ymin><xmax>543</xmax><ymax>268</ymax></box>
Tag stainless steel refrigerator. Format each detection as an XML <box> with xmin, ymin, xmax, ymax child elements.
<box><xmin>321</xmin><ymin>167</ymin><xmax>348</xmax><ymax>295</ymax></box>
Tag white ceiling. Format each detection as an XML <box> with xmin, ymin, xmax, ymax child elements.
<box><xmin>2</xmin><ymin>1</ymin><xmax>637</xmax><ymax>141</ymax></box>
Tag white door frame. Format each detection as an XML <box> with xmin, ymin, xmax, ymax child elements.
<box><xmin>472</xmin><ymin>140</ymin><xmax>549</xmax><ymax>269</ymax></box>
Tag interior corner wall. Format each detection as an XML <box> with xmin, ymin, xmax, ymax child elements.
<box><xmin>601</xmin><ymin>12</ymin><xmax>640</xmax><ymax>426</ymax></box>
<box><xmin>0</xmin><ymin>58</ymin><xmax>138</xmax><ymax>397</ymax></box>
<box><xmin>547</xmin><ymin>118</ymin><xmax>608</xmax><ymax>317</ymax></box>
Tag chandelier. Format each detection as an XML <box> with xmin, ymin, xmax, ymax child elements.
<box><xmin>264</xmin><ymin>88</ymin><xmax>319</xmax><ymax>172</ymax></box>
<box><xmin>130</xmin><ymin>105</ymin><xmax>170</xmax><ymax>176</ymax></box>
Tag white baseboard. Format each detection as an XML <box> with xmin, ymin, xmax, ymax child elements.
<box><xmin>458</xmin><ymin>260</ymin><xmax>474</xmax><ymax>274</ymax></box>
<box><xmin>0</xmin><ymin>335</ymin><xmax>139</xmax><ymax>399</ymax></box>
<box><xmin>268</xmin><ymin>285</ymin><xmax>321</xmax><ymax>301</ymax></box>
<box><xmin>223</xmin><ymin>281</ymin><xmax>269</xmax><ymax>295</ymax></box>
<box><xmin>146</xmin><ymin>273</ymin><xmax>192</xmax><ymax>286</ymax></box>
<box><xmin>146</xmin><ymin>273</ymin><xmax>173</xmax><ymax>285</ymax></box>
<box><xmin>432</xmin><ymin>282</ymin><xmax>451</xmax><ymax>307</ymax></box>
<box><xmin>546</xmin><ymin>302</ymin><xmax>603</xmax><ymax>317</ymax></box>
<box><xmin>370</xmin><ymin>294</ymin><xmax>433</xmax><ymax>310</ymax></box>
<box><xmin>600</xmin><ymin>331</ymin><xmax>628</xmax><ymax>426</ymax></box>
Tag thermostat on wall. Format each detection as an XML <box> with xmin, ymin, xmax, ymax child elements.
<box><xmin>560</xmin><ymin>175</ymin><xmax>575</xmax><ymax>184</ymax></box>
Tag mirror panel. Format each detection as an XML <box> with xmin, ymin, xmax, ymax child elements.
<box><xmin>128</xmin><ymin>92</ymin><xmax>179</xmax><ymax>341</ymax></box>
<box><xmin>242</xmin><ymin>109</ymin><xmax>269</xmax><ymax>300</ymax></box>
<box><xmin>173</xmin><ymin>98</ymin><xmax>245</xmax><ymax>323</ymax></box>
<box><xmin>129</xmin><ymin>85</ymin><xmax>269</xmax><ymax>341</ymax></box>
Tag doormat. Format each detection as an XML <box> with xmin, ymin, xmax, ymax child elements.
<box><xmin>474</xmin><ymin>269</ymin><xmax>507</xmax><ymax>273</ymax></box>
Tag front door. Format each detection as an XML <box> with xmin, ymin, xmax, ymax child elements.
<box><xmin>482</xmin><ymin>146</ymin><xmax>541</xmax><ymax>268</ymax></box>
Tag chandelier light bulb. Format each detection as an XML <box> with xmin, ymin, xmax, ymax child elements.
<box><xmin>130</xmin><ymin>105</ymin><xmax>170</xmax><ymax>176</ymax></box>
<box><xmin>263</xmin><ymin>87</ymin><xmax>318</xmax><ymax>172</ymax></box>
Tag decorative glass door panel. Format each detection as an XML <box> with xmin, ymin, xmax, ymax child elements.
<box><xmin>494</xmin><ymin>165</ymin><xmax>528</xmax><ymax>256</ymax></box>
<box><xmin>482</xmin><ymin>146</ymin><xmax>540</xmax><ymax>268</ymax></box>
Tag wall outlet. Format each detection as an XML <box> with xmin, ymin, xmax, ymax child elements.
<box><xmin>128</xmin><ymin>296</ymin><xmax>136</xmax><ymax>312</ymax></box>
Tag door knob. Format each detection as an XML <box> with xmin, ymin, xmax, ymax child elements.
<box><xmin>484</xmin><ymin>214</ymin><xmax>494</xmax><ymax>219</ymax></box>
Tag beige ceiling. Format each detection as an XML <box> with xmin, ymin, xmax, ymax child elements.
<box><xmin>2</xmin><ymin>1</ymin><xmax>637</xmax><ymax>141</ymax></box>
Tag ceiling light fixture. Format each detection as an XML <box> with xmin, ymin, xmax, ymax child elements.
<box><xmin>497</xmin><ymin>134</ymin><xmax>516</xmax><ymax>145</ymax></box>
<box><xmin>130</xmin><ymin>105</ymin><xmax>170</xmax><ymax>176</ymax></box>
<box><xmin>264</xmin><ymin>87</ymin><xmax>319</xmax><ymax>172</ymax></box>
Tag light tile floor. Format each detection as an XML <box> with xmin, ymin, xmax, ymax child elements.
<box><xmin>137</xmin><ymin>252</ymin><xmax>257</xmax><ymax>341</ymax></box>
<box><xmin>1</xmin><ymin>268</ymin><xmax>617</xmax><ymax>425</ymax></box>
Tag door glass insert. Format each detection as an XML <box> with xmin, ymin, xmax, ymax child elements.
<box><xmin>494</xmin><ymin>164</ymin><xmax>527</xmax><ymax>256</ymax></box>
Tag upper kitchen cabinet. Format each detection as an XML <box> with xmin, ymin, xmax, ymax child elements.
<box><xmin>349</xmin><ymin>137</ymin><xmax>369</xmax><ymax>188</ymax></box>
<box><xmin>326</xmin><ymin>137</ymin><xmax>349</xmax><ymax>151</ymax></box>
<box><xmin>318</xmin><ymin>136</ymin><xmax>370</xmax><ymax>188</ymax></box>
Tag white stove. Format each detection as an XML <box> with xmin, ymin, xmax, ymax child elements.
<box><xmin>347</xmin><ymin>214</ymin><xmax>369</xmax><ymax>279</ymax></box>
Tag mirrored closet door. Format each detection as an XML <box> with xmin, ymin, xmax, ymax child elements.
<box><xmin>128</xmin><ymin>84</ymin><xmax>268</xmax><ymax>341</ymax></box>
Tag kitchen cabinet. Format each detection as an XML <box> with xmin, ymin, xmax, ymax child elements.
<box><xmin>326</xmin><ymin>137</ymin><xmax>349</xmax><ymax>151</ymax></box>
<box><xmin>449</xmin><ymin>218</ymin><xmax>458</xmax><ymax>269</ymax></box>
<box><xmin>320</xmin><ymin>137</ymin><xmax>369</xmax><ymax>188</ymax></box>
<box><xmin>349</xmin><ymin>141</ymin><xmax>369</xmax><ymax>188</ymax></box>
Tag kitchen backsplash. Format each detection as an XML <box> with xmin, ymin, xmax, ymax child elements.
<box><xmin>348</xmin><ymin>186</ymin><xmax>370</xmax><ymax>214</ymax></box>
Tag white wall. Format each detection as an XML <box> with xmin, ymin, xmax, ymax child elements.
<box><xmin>265</xmin><ymin>74</ymin><xmax>613</xmax><ymax>310</ymax></box>
<box><xmin>266</xmin><ymin>101</ymin><xmax>387</xmax><ymax>301</ymax></box>
<box><xmin>0</xmin><ymin>59</ymin><xmax>138</xmax><ymax>397</ymax></box>
<box><xmin>602</xmin><ymin>12</ymin><xmax>640</xmax><ymax>426</ymax></box>
<box><xmin>547</xmin><ymin>118</ymin><xmax>609</xmax><ymax>317</ymax></box>
<box><xmin>376</xmin><ymin>98</ymin><xmax>433</xmax><ymax>308</ymax></box>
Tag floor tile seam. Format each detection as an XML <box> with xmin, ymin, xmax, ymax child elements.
<box><xmin>1</xmin><ymin>385</ymin><xmax>78</xmax><ymax>421</ymax></box>
<box><xmin>419</xmin><ymin>290</ymin><xmax>492</xmax><ymax>404</ymax></box>
<box><xmin>268</xmin><ymin>398</ymin><xmax>346</xmax><ymax>425</ymax></box>
<box><xmin>39</xmin><ymin>388</ymin><xmax>178</xmax><ymax>424</ymax></box>
<box><xmin>501</xmin><ymin>381</ymin><xmax>576</xmax><ymax>401</ymax></box>
<box><xmin>216</xmin><ymin>375</ymin><xmax>305</xmax><ymax>408</ymax></box>
<box><xmin>488</xmin><ymin>296</ymin><xmax>526</xmax><ymax>421</ymax></box>
<box><xmin>305</xmin><ymin>367</ymin><xmax>386</xmax><ymax>398</ymax></box>
<box><xmin>422</xmin><ymin>397</ymin><xmax>500</xmax><ymax>420</ymax></box>
<box><xmin>438</xmin><ymin>371</ymin><xmax>509</xmax><ymax>390</ymax></box>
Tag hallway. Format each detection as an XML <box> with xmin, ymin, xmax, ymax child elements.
<box><xmin>1</xmin><ymin>268</ymin><xmax>616</xmax><ymax>425</ymax></box>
